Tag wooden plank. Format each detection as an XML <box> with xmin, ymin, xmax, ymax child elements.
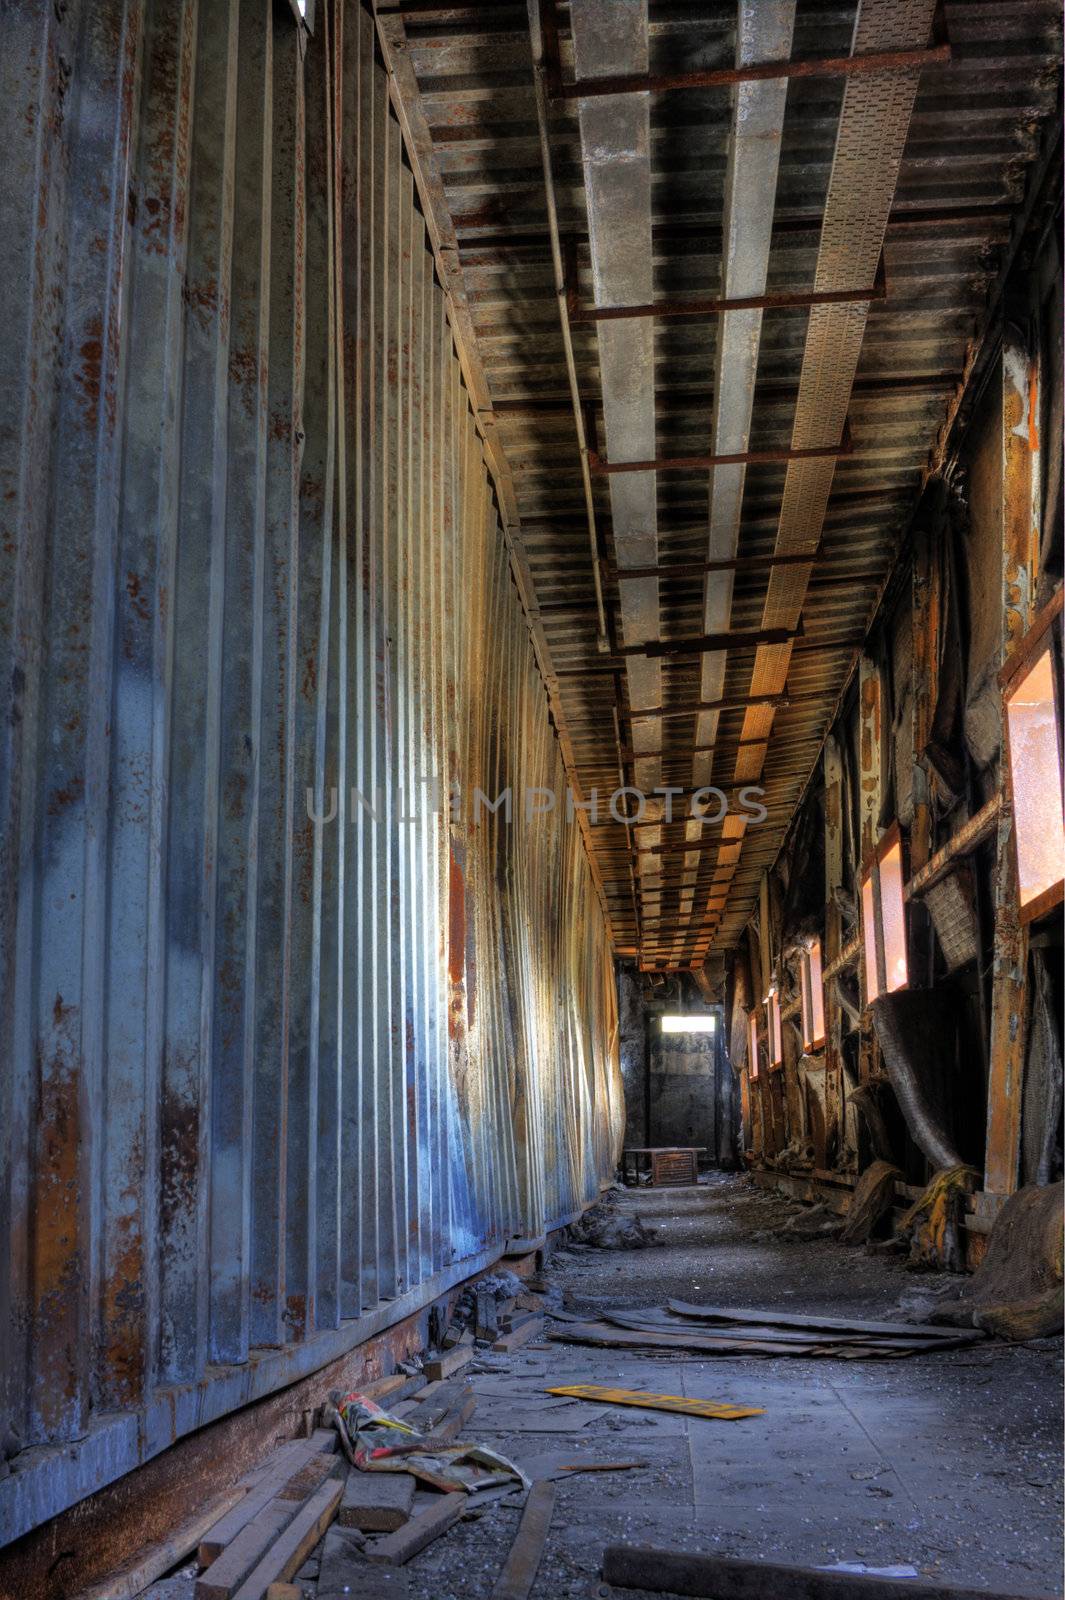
<box><xmin>199</xmin><ymin>1443</ymin><xmax>315</xmax><ymax>1565</ymax></box>
<box><xmin>365</xmin><ymin>1493</ymin><xmax>465</xmax><ymax>1565</ymax></box>
<box><xmin>427</xmin><ymin>1391</ymin><xmax>476</xmax><ymax>1443</ymax></box>
<box><xmin>338</xmin><ymin>1470</ymin><xmax>415</xmax><ymax>1532</ymax></box>
<box><xmin>665</xmin><ymin>1300</ymin><xmax>982</xmax><ymax>1341</ymax></box>
<box><xmin>546</xmin><ymin>1385</ymin><xmax>763</xmax><ymax>1421</ymax></box>
<box><xmin>230</xmin><ymin>1478</ymin><xmax>344</xmax><ymax>1600</ymax></box>
<box><xmin>423</xmin><ymin>1344</ymin><xmax>475</xmax><ymax>1382</ymax></box>
<box><xmin>265</xmin><ymin>1587</ymin><xmax>300</xmax><ymax>1600</ymax></box>
<box><xmin>490</xmin><ymin>1480</ymin><xmax>555</xmax><ymax>1600</ymax></box>
<box><xmin>361</xmin><ymin>1372</ymin><xmax>428</xmax><ymax>1405</ymax></box>
<box><xmin>600</xmin><ymin>1545</ymin><xmax>1056</xmax><ymax>1600</ymax></box>
<box><xmin>492</xmin><ymin>1316</ymin><xmax>544</xmax><ymax>1353</ymax></box>
<box><xmin>195</xmin><ymin>1503</ymin><xmax>300</xmax><ymax>1600</ymax></box>
<box><xmin>402</xmin><ymin>1380</ymin><xmax>470</xmax><ymax>1435</ymax></box>
<box><xmin>195</xmin><ymin>1458</ymin><xmax>340</xmax><ymax>1600</ymax></box>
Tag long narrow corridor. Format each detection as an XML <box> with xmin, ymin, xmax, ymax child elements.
<box><xmin>387</xmin><ymin>1182</ymin><xmax>1063</xmax><ymax>1599</ymax></box>
<box><xmin>1</xmin><ymin>2</ymin><xmax>1062</xmax><ymax>1595</ymax></box>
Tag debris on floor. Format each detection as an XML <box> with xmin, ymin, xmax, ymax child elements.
<box><xmin>563</xmin><ymin>1192</ymin><xmax>657</xmax><ymax>1251</ymax></box>
<box><xmin>546</xmin><ymin>1299</ymin><xmax>985</xmax><ymax>1359</ymax></box>
<box><xmin>545</xmin><ymin>1384</ymin><xmax>763</xmax><ymax>1420</ymax></box>
<box><xmin>914</xmin><ymin>1179</ymin><xmax>1065</xmax><ymax>1339</ymax></box>
<box><xmin>895</xmin><ymin>1165</ymin><xmax>979</xmax><ymax>1273</ymax></box>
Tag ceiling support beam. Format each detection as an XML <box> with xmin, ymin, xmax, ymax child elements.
<box><xmin>687</xmin><ymin>0</ymin><xmax>940</xmax><ymax>968</ymax></box>
<box><xmin>567</xmin><ymin>0</ymin><xmax>663</xmax><ymax>949</ymax></box>
<box><xmin>568</xmin><ymin>256</ymin><xmax>885</xmax><ymax>322</ymax></box>
<box><xmin>549</xmin><ymin>38</ymin><xmax>950</xmax><ymax>100</ymax></box>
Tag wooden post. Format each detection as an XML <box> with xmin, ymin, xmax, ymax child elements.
<box><xmin>823</xmin><ymin>734</ymin><xmax>845</xmax><ymax>1165</ymax></box>
<box><xmin>984</xmin><ymin>323</ymin><xmax>1041</xmax><ymax>1196</ymax></box>
<box><xmin>857</xmin><ymin>655</ymin><xmax>883</xmax><ymax>1084</ymax></box>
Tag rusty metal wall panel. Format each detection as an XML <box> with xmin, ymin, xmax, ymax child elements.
<box><xmin>0</xmin><ymin>0</ymin><xmax>621</xmax><ymax>1544</ymax></box>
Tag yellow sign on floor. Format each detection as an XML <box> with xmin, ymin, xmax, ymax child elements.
<box><xmin>546</xmin><ymin>1384</ymin><xmax>764</xmax><ymax>1420</ymax></box>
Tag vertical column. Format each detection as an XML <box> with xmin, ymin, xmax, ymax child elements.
<box><xmin>857</xmin><ymin>653</ymin><xmax>883</xmax><ymax>1084</ymax></box>
<box><xmin>823</xmin><ymin>735</ymin><xmax>846</xmax><ymax>1165</ymax></box>
<box><xmin>985</xmin><ymin>324</ymin><xmax>1041</xmax><ymax>1195</ymax></box>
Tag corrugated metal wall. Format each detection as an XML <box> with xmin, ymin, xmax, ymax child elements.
<box><xmin>0</xmin><ymin>0</ymin><xmax>622</xmax><ymax>1542</ymax></box>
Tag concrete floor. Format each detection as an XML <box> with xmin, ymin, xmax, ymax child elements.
<box><xmin>149</xmin><ymin>1175</ymin><xmax>1063</xmax><ymax>1599</ymax></box>
<box><xmin>395</xmin><ymin>1176</ymin><xmax>1063</xmax><ymax>1599</ymax></box>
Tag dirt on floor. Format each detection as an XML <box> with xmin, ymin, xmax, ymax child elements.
<box><xmin>147</xmin><ymin>1174</ymin><xmax>1064</xmax><ymax>1600</ymax></box>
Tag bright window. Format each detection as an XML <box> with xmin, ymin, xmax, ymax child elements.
<box><xmin>748</xmin><ymin>1010</ymin><xmax>760</xmax><ymax>1080</ymax></box>
<box><xmin>1004</xmin><ymin>644</ymin><xmax>1065</xmax><ymax>922</ymax></box>
<box><xmin>861</xmin><ymin>875</ymin><xmax>879</xmax><ymax>1002</ymax></box>
<box><xmin>766</xmin><ymin>987</ymin><xmax>782</xmax><ymax>1067</ymax></box>
<box><xmin>660</xmin><ymin>1014</ymin><xmax>716</xmax><ymax>1034</ymax></box>
<box><xmin>861</xmin><ymin>824</ymin><xmax>908</xmax><ymax>1004</ymax></box>
<box><xmin>800</xmin><ymin>938</ymin><xmax>826</xmax><ymax>1050</ymax></box>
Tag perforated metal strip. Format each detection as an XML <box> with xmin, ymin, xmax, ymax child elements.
<box><xmin>693</xmin><ymin>0</ymin><xmax>937</xmax><ymax>961</ymax></box>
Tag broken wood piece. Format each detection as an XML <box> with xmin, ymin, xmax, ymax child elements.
<box><xmin>402</xmin><ymin>1380</ymin><xmax>473</xmax><ymax>1435</ymax></box>
<box><xmin>476</xmin><ymin>1291</ymin><xmax>500</xmax><ymax>1341</ymax></box>
<box><xmin>423</xmin><ymin>1344</ymin><xmax>476</xmax><ymax>1382</ymax></box>
<box><xmin>229</xmin><ymin>1477</ymin><xmax>344</xmax><ymax>1600</ymax></box>
<box><xmin>490</xmin><ymin>1479</ymin><xmax>556</xmax><ymax>1600</ymax></box>
<box><xmin>547</xmin><ymin>1384</ymin><xmax>763</xmax><ymax>1420</ymax></box>
<box><xmin>492</xmin><ymin>1316</ymin><xmax>544</xmax><ymax>1353</ymax></box>
<box><xmin>309</xmin><ymin>1427</ymin><xmax>339</xmax><ymax>1452</ymax></box>
<box><xmin>556</xmin><ymin>1460</ymin><xmax>648</xmax><ymax>1474</ymax></box>
<box><xmin>365</xmin><ymin>1493</ymin><xmax>465</xmax><ymax>1565</ymax></box>
<box><xmin>426</xmin><ymin>1390</ymin><xmax>477</xmax><ymax>1442</ymax></box>
<box><xmin>316</xmin><ymin>1525</ymin><xmax>414</xmax><ymax>1598</ymax></box>
<box><xmin>264</xmin><ymin>1587</ymin><xmax>300</xmax><ymax>1600</ymax></box>
<box><xmin>338</xmin><ymin>1468</ymin><xmax>415</xmax><ymax>1531</ymax></box>
<box><xmin>317</xmin><ymin>1545</ymin><xmax>410</xmax><ymax>1598</ymax></box>
<box><xmin>599</xmin><ymin>1546</ymin><xmax>1056</xmax><ymax>1600</ymax></box>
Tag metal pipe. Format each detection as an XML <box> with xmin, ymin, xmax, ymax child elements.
<box><xmin>525</xmin><ymin>0</ymin><xmax>609</xmax><ymax>653</ymax></box>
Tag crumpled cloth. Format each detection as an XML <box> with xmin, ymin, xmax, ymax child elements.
<box><xmin>334</xmin><ymin>1391</ymin><xmax>528</xmax><ymax>1494</ymax></box>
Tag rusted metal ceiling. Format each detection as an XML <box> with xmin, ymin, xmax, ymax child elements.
<box><xmin>382</xmin><ymin>0</ymin><xmax>1060</xmax><ymax>970</ymax></box>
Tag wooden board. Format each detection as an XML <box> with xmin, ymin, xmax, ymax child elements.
<box><xmin>666</xmin><ymin>1299</ymin><xmax>981</xmax><ymax>1341</ymax></box>
<box><xmin>361</xmin><ymin>1373</ymin><xmax>428</xmax><ymax>1406</ymax></box>
<box><xmin>338</xmin><ymin>1469</ymin><xmax>415</xmax><ymax>1531</ymax></box>
<box><xmin>196</xmin><ymin>1458</ymin><xmax>341</xmax><ymax>1600</ymax></box>
<box><xmin>546</xmin><ymin>1384</ymin><xmax>763</xmax><ymax>1421</ymax></box>
<box><xmin>195</xmin><ymin>1503</ymin><xmax>300</xmax><ymax>1600</ymax></box>
<box><xmin>600</xmin><ymin>1545</ymin><xmax>1056</xmax><ymax>1600</ymax></box>
<box><xmin>200</xmin><ymin>1444</ymin><xmax>311</xmax><ymax>1565</ymax></box>
<box><xmin>402</xmin><ymin>1381</ymin><xmax>471</xmax><ymax>1435</ymax></box>
<box><xmin>365</xmin><ymin>1494</ymin><xmax>465</xmax><ymax>1565</ymax></box>
<box><xmin>490</xmin><ymin>1480</ymin><xmax>555</xmax><ymax>1600</ymax></box>
<box><xmin>423</xmin><ymin>1345</ymin><xmax>475</xmax><ymax>1382</ymax></box>
<box><xmin>492</xmin><ymin>1316</ymin><xmax>544</xmax><ymax>1353</ymax></box>
<box><xmin>230</xmin><ymin>1477</ymin><xmax>344</xmax><ymax>1600</ymax></box>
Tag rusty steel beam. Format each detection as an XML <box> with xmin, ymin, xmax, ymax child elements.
<box><xmin>568</xmin><ymin>255</ymin><xmax>886</xmax><ymax>324</ymax></box>
<box><xmin>549</xmin><ymin>42</ymin><xmax>951</xmax><ymax>100</ymax></box>
<box><xmin>589</xmin><ymin>422</ymin><xmax>853</xmax><ymax>476</ymax></box>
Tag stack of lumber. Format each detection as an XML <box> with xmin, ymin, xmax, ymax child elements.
<box><xmin>548</xmin><ymin>1300</ymin><xmax>986</xmax><ymax>1358</ymax></box>
<box><xmin>194</xmin><ymin>1381</ymin><xmax>482</xmax><ymax>1598</ymax></box>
